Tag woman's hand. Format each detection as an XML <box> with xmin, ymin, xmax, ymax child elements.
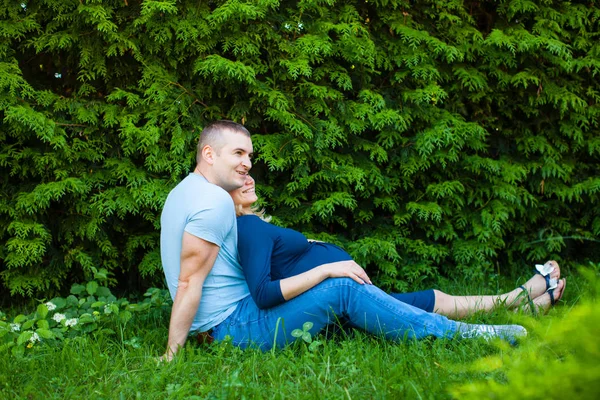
<box><xmin>319</xmin><ymin>260</ymin><xmax>372</xmax><ymax>285</ymax></box>
<box><xmin>280</xmin><ymin>260</ymin><xmax>372</xmax><ymax>303</ymax></box>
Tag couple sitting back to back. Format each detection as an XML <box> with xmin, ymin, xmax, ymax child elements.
<box><xmin>160</xmin><ymin>120</ymin><xmax>566</xmax><ymax>360</ymax></box>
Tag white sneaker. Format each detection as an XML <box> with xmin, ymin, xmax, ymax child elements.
<box><xmin>459</xmin><ymin>324</ymin><xmax>527</xmax><ymax>345</ymax></box>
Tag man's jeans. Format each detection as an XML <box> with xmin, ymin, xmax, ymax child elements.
<box><xmin>211</xmin><ymin>278</ymin><xmax>459</xmax><ymax>350</ymax></box>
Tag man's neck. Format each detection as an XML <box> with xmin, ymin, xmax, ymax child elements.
<box><xmin>194</xmin><ymin>165</ymin><xmax>213</xmax><ymax>184</ymax></box>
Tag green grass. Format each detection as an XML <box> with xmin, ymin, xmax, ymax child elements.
<box><xmin>1</xmin><ymin>269</ymin><xmax>598</xmax><ymax>400</ymax></box>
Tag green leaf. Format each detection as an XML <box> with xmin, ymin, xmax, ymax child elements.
<box><xmin>302</xmin><ymin>321</ymin><xmax>314</xmax><ymax>331</ymax></box>
<box><xmin>50</xmin><ymin>297</ymin><xmax>66</xmax><ymax>309</ymax></box>
<box><xmin>36</xmin><ymin>304</ymin><xmax>48</xmax><ymax>319</ymax></box>
<box><xmin>308</xmin><ymin>340</ymin><xmax>322</xmax><ymax>352</ymax></box>
<box><xmin>291</xmin><ymin>329</ymin><xmax>303</xmax><ymax>338</ymax></box>
<box><xmin>22</xmin><ymin>319</ymin><xmax>35</xmax><ymax>331</ymax></box>
<box><xmin>17</xmin><ymin>331</ymin><xmax>32</xmax><ymax>345</ymax></box>
<box><xmin>119</xmin><ymin>310</ymin><xmax>132</xmax><ymax>324</ymax></box>
<box><xmin>94</xmin><ymin>268</ymin><xmax>109</xmax><ymax>281</ymax></box>
<box><xmin>70</xmin><ymin>284</ymin><xmax>85</xmax><ymax>295</ymax></box>
<box><xmin>86</xmin><ymin>281</ymin><xmax>99</xmax><ymax>295</ymax></box>
<box><xmin>37</xmin><ymin>320</ymin><xmax>49</xmax><ymax>330</ymax></box>
<box><xmin>302</xmin><ymin>332</ymin><xmax>312</xmax><ymax>343</ymax></box>
<box><xmin>36</xmin><ymin>328</ymin><xmax>54</xmax><ymax>339</ymax></box>
<box><xmin>79</xmin><ymin>314</ymin><xmax>94</xmax><ymax>323</ymax></box>
<box><xmin>96</xmin><ymin>286</ymin><xmax>112</xmax><ymax>297</ymax></box>
<box><xmin>66</xmin><ymin>295</ymin><xmax>79</xmax><ymax>307</ymax></box>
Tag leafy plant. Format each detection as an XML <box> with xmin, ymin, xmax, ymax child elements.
<box><xmin>292</xmin><ymin>321</ymin><xmax>323</xmax><ymax>352</ymax></box>
<box><xmin>0</xmin><ymin>268</ymin><xmax>171</xmax><ymax>357</ymax></box>
<box><xmin>451</xmin><ymin>265</ymin><xmax>600</xmax><ymax>399</ymax></box>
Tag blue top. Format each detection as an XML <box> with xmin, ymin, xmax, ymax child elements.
<box><xmin>161</xmin><ymin>173</ymin><xmax>250</xmax><ymax>332</ymax></box>
<box><xmin>237</xmin><ymin>215</ymin><xmax>352</xmax><ymax>309</ymax></box>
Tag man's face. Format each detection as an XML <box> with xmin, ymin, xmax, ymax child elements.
<box><xmin>211</xmin><ymin>130</ymin><xmax>253</xmax><ymax>192</ymax></box>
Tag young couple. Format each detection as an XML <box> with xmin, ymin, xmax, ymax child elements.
<box><xmin>160</xmin><ymin>121</ymin><xmax>566</xmax><ymax>360</ymax></box>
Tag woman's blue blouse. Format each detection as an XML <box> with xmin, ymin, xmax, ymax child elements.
<box><xmin>236</xmin><ymin>215</ymin><xmax>352</xmax><ymax>309</ymax></box>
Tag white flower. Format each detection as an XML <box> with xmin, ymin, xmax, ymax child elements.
<box><xmin>29</xmin><ymin>332</ymin><xmax>40</xmax><ymax>343</ymax></box>
<box><xmin>104</xmin><ymin>304</ymin><xmax>112</xmax><ymax>314</ymax></box>
<box><xmin>10</xmin><ymin>323</ymin><xmax>21</xmax><ymax>332</ymax></box>
<box><xmin>45</xmin><ymin>301</ymin><xmax>57</xmax><ymax>311</ymax></box>
<box><xmin>53</xmin><ymin>313</ymin><xmax>66</xmax><ymax>323</ymax></box>
<box><xmin>65</xmin><ymin>318</ymin><xmax>78</xmax><ymax>327</ymax></box>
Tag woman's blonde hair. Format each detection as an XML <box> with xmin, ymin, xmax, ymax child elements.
<box><xmin>235</xmin><ymin>203</ymin><xmax>272</xmax><ymax>222</ymax></box>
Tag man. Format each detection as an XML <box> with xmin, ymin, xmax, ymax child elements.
<box><xmin>160</xmin><ymin>120</ymin><xmax>253</xmax><ymax>360</ymax></box>
<box><xmin>160</xmin><ymin>120</ymin><xmax>527</xmax><ymax>358</ymax></box>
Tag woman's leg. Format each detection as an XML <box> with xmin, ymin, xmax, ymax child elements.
<box><xmin>212</xmin><ymin>278</ymin><xmax>526</xmax><ymax>350</ymax></box>
<box><xmin>432</xmin><ymin>263</ymin><xmax>562</xmax><ymax>318</ymax></box>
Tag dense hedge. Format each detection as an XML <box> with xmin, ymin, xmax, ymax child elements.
<box><xmin>1</xmin><ymin>0</ymin><xmax>599</xmax><ymax>300</ymax></box>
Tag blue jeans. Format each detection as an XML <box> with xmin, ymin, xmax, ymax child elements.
<box><xmin>211</xmin><ymin>278</ymin><xmax>459</xmax><ymax>350</ymax></box>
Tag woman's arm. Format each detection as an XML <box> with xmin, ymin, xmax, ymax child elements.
<box><xmin>279</xmin><ymin>260</ymin><xmax>372</xmax><ymax>302</ymax></box>
<box><xmin>237</xmin><ymin>218</ymin><xmax>288</xmax><ymax>309</ymax></box>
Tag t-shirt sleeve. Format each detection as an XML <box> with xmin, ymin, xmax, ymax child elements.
<box><xmin>237</xmin><ymin>217</ymin><xmax>285</xmax><ymax>309</ymax></box>
<box><xmin>184</xmin><ymin>194</ymin><xmax>233</xmax><ymax>246</ymax></box>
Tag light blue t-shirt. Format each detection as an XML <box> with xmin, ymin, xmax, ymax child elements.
<box><xmin>160</xmin><ymin>173</ymin><xmax>250</xmax><ymax>332</ymax></box>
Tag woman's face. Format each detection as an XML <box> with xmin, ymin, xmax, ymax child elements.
<box><xmin>229</xmin><ymin>174</ymin><xmax>258</xmax><ymax>210</ymax></box>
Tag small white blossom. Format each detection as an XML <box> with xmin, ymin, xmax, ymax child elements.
<box><xmin>10</xmin><ymin>323</ymin><xmax>21</xmax><ymax>332</ymax></box>
<box><xmin>65</xmin><ymin>318</ymin><xmax>78</xmax><ymax>327</ymax></box>
<box><xmin>45</xmin><ymin>301</ymin><xmax>57</xmax><ymax>311</ymax></box>
<box><xmin>104</xmin><ymin>304</ymin><xmax>112</xmax><ymax>314</ymax></box>
<box><xmin>29</xmin><ymin>332</ymin><xmax>40</xmax><ymax>343</ymax></box>
<box><xmin>53</xmin><ymin>313</ymin><xmax>66</xmax><ymax>323</ymax></box>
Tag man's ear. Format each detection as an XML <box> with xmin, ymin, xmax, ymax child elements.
<box><xmin>201</xmin><ymin>145</ymin><xmax>215</xmax><ymax>165</ymax></box>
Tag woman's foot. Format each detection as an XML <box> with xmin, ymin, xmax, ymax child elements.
<box><xmin>527</xmin><ymin>278</ymin><xmax>566</xmax><ymax>314</ymax></box>
<box><xmin>510</xmin><ymin>260</ymin><xmax>561</xmax><ymax>305</ymax></box>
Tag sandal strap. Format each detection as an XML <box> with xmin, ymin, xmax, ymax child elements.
<box><xmin>548</xmin><ymin>287</ymin><xmax>557</xmax><ymax>306</ymax></box>
<box><xmin>534</xmin><ymin>263</ymin><xmax>558</xmax><ymax>291</ymax></box>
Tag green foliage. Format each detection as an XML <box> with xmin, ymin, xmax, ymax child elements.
<box><xmin>291</xmin><ymin>320</ymin><xmax>323</xmax><ymax>351</ymax></box>
<box><xmin>0</xmin><ymin>268</ymin><xmax>171</xmax><ymax>357</ymax></box>
<box><xmin>451</xmin><ymin>266</ymin><xmax>600</xmax><ymax>400</ymax></box>
<box><xmin>1</xmin><ymin>0</ymin><xmax>599</xmax><ymax>299</ymax></box>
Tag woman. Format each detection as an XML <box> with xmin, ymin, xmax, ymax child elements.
<box><xmin>230</xmin><ymin>175</ymin><xmax>566</xmax><ymax>319</ymax></box>
<box><xmin>206</xmin><ymin>176</ymin><xmax>562</xmax><ymax>350</ymax></box>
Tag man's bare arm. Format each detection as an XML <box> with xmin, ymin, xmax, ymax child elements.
<box><xmin>163</xmin><ymin>232</ymin><xmax>219</xmax><ymax>360</ymax></box>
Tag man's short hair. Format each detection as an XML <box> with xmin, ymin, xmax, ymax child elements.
<box><xmin>197</xmin><ymin>120</ymin><xmax>251</xmax><ymax>164</ymax></box>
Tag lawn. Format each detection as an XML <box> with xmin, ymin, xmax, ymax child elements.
<box><xmin>1</xmin><ymin>266</ymin><xmax>598</xmax><ymax>400</ymax></box>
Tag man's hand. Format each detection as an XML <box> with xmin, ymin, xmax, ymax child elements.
<box><xmin>157</xmin><ymin>350</ymin><xmax>175</xmax><ymax>363</ymax></box>
<box><xmin>163</xmin><ymin>232</ymin><xmax>220</xmax><ymax>359</ymax></box>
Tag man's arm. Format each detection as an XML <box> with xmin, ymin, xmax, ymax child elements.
<box><xmin>163</xmin><ymin>231</ymin><xmax>219</xmax><ymax>360</ymax></box>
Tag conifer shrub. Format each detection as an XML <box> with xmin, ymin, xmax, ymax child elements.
<box><xmin>1</xmin><ymin>0</ymin><xmax>599</xmax><ymax>299</ymax></box>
